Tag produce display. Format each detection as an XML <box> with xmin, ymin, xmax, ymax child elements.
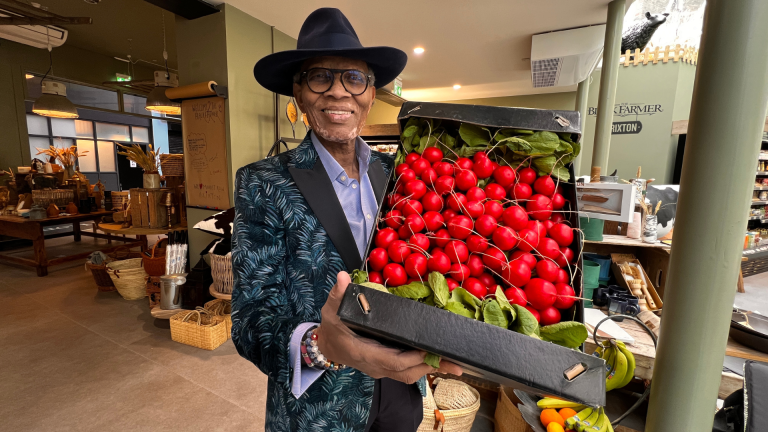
<box><xmin>356</xmin><ymin>117</ymin><xmax>588</xmax><ymax>363</ymax></box>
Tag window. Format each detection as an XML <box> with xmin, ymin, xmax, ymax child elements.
<box><xmin>75</xmin><ymin>120</ymin><xmax>93</xmax><ymax>138</ymax></box>
<box><xmin>29</xmin><ymin>136</ymin><xmax>50</xmax><ymax>161</ymax></box>
<box><xmin>124</xmin><ymin>94</ymin><xmax>147</xmax><ymax>114</ymax></box>
<box><xmin>26</xmin><ymin>114</ymin><xmax>48</xmax><ymax>135</ymax></box>
<box><xmin>97</xmin><ymin>141</ymin><xmax>116</xmax><ymax>172</ymax></box>
<box><xmin>76</xmin><ymin>140</ymin><xmax>97</xmax><ymax>172</ymax></box>
<box><xmin>132</xmin><ymin>126</ymin><xmax>149</xmax><ymax>143</ymax></box>
<box><xmin>50</xmin><ymin>118</ymin><xmax>76</xmax><ymax>137</ymax></box>
<box><xmin>95</xmin><ymin>122</ymin><xmax>130</xmax><ymax>141</ymax></box>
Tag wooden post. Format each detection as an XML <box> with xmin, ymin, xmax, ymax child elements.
<box><xmin>643</xmin><ymin>47</ymin><xmax>650</xmax><ymax>65</ymax></box>
<box><xmin>624</xmin><ymin>49</ymin><xmax>631</xmax><ymax>67</ymax></box>
<box><xmin>674</xmin><ymin>43</ymin><xmax>681</xmax><ymax>62</ymax></box>
<box><xmin>653</xmin><ymin>46</ymin><xmax>660</xmax><ymax>64</ymax></box>
<box><xmin>663</xmin><ymin>45</ymin><xmax>671</xmax><ymax>63</ymax></box>
<box><xmin>634</xmin><ymin>48</ymin><xmax>641</xmax><ymax>65</ymax></box>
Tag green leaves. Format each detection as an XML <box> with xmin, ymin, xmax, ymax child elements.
<box><xmin>540</xmin><ymin>321</ymin><xmax>589</xmax><ymax>349</ymax></box>
<box><xmin>482</xmin><ymin>298</ymin><xmax>508</xmax><ymax>329</ymax></box>
<box><xmin>429</xmin><ymin>272</ymin><xmax>450</xmax><ymax>308</ymax></box>
<box><xmin>450</xmin><ymin>287</ymin><xmax>483</xmax><ymax>319</ymax></box>
<box><xmin>424</xmin><ymin>352</ymin><xmax>441</xmax><ymax>369</ymax></box>
<box><xmin>360</xmin><ymin>282</ymin><xmax>390</xmax><ymax>293</ymax></box>
<box><xmin>459</xmin><ymin>123</ymin><xmax>492</xmax><ymax>147</ymax></box>
<box><xmin>532</xmin><ymin>155</ymin><xmax>557</xmax><ymax>176</ymax></box>
<box><xmin>444</xmin><ymin>301</ymin><xmax>476</xmax><ymax>319</ymax></box>
<box><xmin>511</xmin><ymin>304</ymin><xmax>540</xmax><ymax>337</ymax></box>
<box><xmin>390</xmin><ymin>282</ymin><xmax>432</xmax><ymax>300</ymax></box>
<box><xmin>351</xmin><ymin>270</ymin><xmax>368</xmax><ymax>284</ymax></box>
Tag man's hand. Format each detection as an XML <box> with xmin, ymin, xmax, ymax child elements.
<box><xmin>316</xmin><ymin>271</ymin><xmax>462</xmax><ymax>384</ymax></box>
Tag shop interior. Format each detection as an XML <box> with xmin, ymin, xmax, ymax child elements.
<box><xmin>1</xmin><ymin>0</ymin><xmax>767</xmax><ymax>431</ymax></box>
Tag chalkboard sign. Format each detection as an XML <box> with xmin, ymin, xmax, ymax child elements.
<box><xmin>181</xmin><ymin>97</ymin><xmax>230</xmax><ymax>210</ymax></box>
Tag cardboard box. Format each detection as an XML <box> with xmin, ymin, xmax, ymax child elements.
<box><xmin>611</xmin><ymin>254</ymin><xmax>663</xmax><ymax>311</ymax></box>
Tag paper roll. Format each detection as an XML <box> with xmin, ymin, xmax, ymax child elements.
<box><xmin>165</xmin><ymin>81</ymin><xmax>217</xmax><ymax>100</ymax></box>
<box><xmin>627</xmin><ymin>212</ymin><xmax>642</xmax><ymax>239</ymax></box>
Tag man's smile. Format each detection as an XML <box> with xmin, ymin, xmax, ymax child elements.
<box><xmin>321</xmin><ymin>108</ymin><xmax>355</xmax><ymax>122</ymax></box>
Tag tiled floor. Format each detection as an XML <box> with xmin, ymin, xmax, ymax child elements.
<box><xmin>0</xmin><ymin>237</ymin><xmax>267</xmax><ymax>432</ymax></box>
<box><xmin>734</xmin><ymin>271</ymin><xmax>768</xmax><ymax>313</ymax></box>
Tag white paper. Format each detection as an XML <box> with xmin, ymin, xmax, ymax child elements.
<box><xmin>583</xmin><ymin>309</ymin><xmax>635</xmax><ymax>344</ymax></box>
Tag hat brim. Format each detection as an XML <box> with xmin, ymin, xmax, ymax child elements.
<box><xmin>254</xmin><ymin>46</ymin><xmax>407</xmax><ymax>96</ymax></box>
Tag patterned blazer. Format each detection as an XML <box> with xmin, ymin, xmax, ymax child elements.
<box><xmin>232</xmin><ymin>134</ymin><xmax>420</xmax><ymax>431</ymax></box>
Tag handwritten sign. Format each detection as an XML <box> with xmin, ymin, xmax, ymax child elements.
<box><xmin>182</xmin><ymin>97</ymin><xmax>230</xmax><ymax>209</ymax></box>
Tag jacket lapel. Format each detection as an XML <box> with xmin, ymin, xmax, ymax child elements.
<box><xmin>368</xmin><ymin>159</ymin><xmax>387</xmax><ymax>207</ymax></box>
<box><xmin>289</xmin><ymin>151</ymin><xmax>362</xmax><ymax>272</ymax></box>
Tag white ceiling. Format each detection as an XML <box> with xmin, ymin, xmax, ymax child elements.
<box><xmin>210</xmin><ymin>0</ymin><xmax>619</xmax><ymax>101</ymax></box>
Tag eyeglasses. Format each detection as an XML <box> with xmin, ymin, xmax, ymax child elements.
<box><xmin>298</xmin><ymin>68</ymin><xmax>373</xmax><ymax>96</ymax></box>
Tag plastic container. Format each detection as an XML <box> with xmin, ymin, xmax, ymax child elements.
<box><xmin>584</xmin><ymin>253</ymin><xmax>612</xmax><ymax>281</ymax></box>
<box><xmin>583</xmin><ymin>260</ymin><xmax>601</xmax><ymax>288</ymax></box>
<box><xmin>580</xmin><ymin>217</ymin><xmax>604</xmax><ymax>241</ymax></box>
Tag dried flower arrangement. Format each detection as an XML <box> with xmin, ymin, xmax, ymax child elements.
<box><xmin>36</xmin><ymin>145</ymin><xmax>88</xmax><ymax>168</ymax></box>
<box><xmin>117</xmin><ymin>143</ymin><xmax>161</xmax><ymax>173</ymax></box>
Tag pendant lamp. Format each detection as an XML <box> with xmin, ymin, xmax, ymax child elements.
<box><xmin>146</xmin><ymin>70</ymin><xmax>180</xmax><ymax>115</ymax></box>
<box><xmin>32</xmin><ymin>80</ymin><xmax>79</xmax><ymax>119</ymax></box>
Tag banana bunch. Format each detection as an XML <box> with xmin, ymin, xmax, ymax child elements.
<box><xmin>537</xmin><ymin>398</ymin><xmax>587</xmax><ymax>411</ymax></box>
<box><xmin>594</xmin><ymin>339</ymin><xmax>636</xmax><ymax>391</ymax></box>
<box><xmin>565</xmin><ymin>407</ymin><xmax>613</xmax><ymax>432</ymax></box>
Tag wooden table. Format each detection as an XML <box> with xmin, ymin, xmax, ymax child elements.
<box><xmin>0</xmin><ymin>211</ymin><xmax>143</xmax><ymax>276</ymax></box>
<box><xmin>96</xmin><ymin>223</ymin><xmax>187</xmax><ymax>253</ymax></box>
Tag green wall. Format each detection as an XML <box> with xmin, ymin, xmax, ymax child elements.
<box><xmin>0</xmin><ymin>40</ymin><xmax>155</xmax><ymax>169</ymax></box>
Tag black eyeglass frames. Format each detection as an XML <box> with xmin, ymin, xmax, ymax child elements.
<box><xmin>299</xmin><ymin>68</ymin><xmax>373</xmax><ymax>96</ymax></box>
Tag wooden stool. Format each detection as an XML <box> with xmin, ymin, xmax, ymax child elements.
<box><xmin>737</xmin><ymin>257</ymin><xmax>748</xmax><ymax>293</ymax></box>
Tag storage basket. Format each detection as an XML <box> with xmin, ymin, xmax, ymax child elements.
<box><xmin>108</xmin><ymin>246</ymin><xmax>143</xmax><ymax>260</ymax></box>
<box><xmin>85</xmin><ymin>260</ymin><xmax>116</xmax><ymax>292</ymax></box>
<box><xmin>106</xmin><ymin>258</ymin><xmax>148</xmax><ymax>300</ymax></box>
<box><xmin>32</xmin><ymin>189</ymin><xmax>75</xmax><ymax>208</ymax></box>
<box><xmin>210</xmin><ymin>252</ymin><xmax>234</xmax><ymax>294</ymax></box>
<box><xmin>142</xmin><ymin>238</ymin><xmax>168</xmax><ymax>277</ymax></box>
<box><xmin>204</xmin><ymin>299</ymin><xmax>232</xmax><ymax>338</ymax></box>
<box><xmin>493</xmin><ymin>385</ymin><xmax>533</xmax><ymax>432</ymax></box>
<box><xmin>170</xmin><ymin>309</ymin><xmax>227</xmax><ymax>350</ymax></box>
<box><xmin>418</xmin><ymin>378</ymin><xmax>481</xmax><ymax>432</ymax></box>
<box><xmin>160</xmin><ymin>154</ymin><xmax>184</xmax><ymax>177</ymax></box>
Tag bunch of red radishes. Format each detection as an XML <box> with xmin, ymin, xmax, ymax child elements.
<box><xmin>365</xmin><ymin>146</ymin><xmax>579</xmax><ymax>326</ymax></box>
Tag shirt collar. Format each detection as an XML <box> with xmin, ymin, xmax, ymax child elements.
<box><xmin>310</xmin><ymin>131</ymin><xmax>371</xmax><ymax>186</ymax></box>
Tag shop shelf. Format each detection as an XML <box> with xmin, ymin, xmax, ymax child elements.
<box><xmin>751</xmin><ymin>201</ymin><xmax>768</xmax><ymax>206</ymax></box>
<box><xmin>758</xmin><ymin>171</ymin><xmax>768</xmax><ymax>176</ymax></box>
<box><xmin>756</xmin><ymin>186</ymin><xmax>768</xmax><ymax>190</ymax></box>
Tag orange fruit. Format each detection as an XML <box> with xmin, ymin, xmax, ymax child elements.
<box><xmin>559</xmin><ymin>408</ymin><xmax>578</xmax><ymax>421</ymax></box>
<box><xmin>547</xmin><ymin>423</ymin><xmax>565</xmax><ymax>432</ymax></box>
<box><xmin>540</xmin><ymin>409</ymin><xmax>565</xmax><ymax>427</ymax></box>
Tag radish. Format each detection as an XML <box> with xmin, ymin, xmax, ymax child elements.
<box><xmin>404</xmin><ymin>253</ymin><xmax>428</xmax><ymax>278</ymax></box>
<box><xmin>551</xmin><ymin>193</ymin><xmax>566</xmax><ymax>210</ymax></box>
<box><xmin>442</xmin><ymin>209</ymin><xmax>458</xmax><ymax>223</ymax></box>
<box><xmin>463</xmin><ymin>201</ymin><xmax>485</xmax><ymax>219</ymax></box>
<box><xmin>553</xmin><ymin>283</ymin><xmax>576</xmax><ymax>309</ymax></box>
<box><xmin>478</xmin><ymin>273</ymin><xmax>497</xmax><ymax>289</ymax></box>
<box><xmin>427</xmin><ymin>251</ymin><xmax>451</xmax><ymax>273</ymax></box>
<box><xmin>466</xmin><ymin>187</ymin><xmax>486</xmax><ymax>202</ymax></box>
<box><xmin>448</xmin><ymin>263</ymin><xmax>470</xmax><ymax>282</ymax></box>
<box><xmin>446</xmin><ymin>278</ymin><xmax>459</xmax><ymax>291</ymax></box>
<box><xmin>433</xmin><ymin>229</ymin><xmax>451</xmax><ymax>248</ymax></box>
<box><xmin>493</xmin><ymin>166</ymin><xmax>517</xmax><ymax>188</ymax></box>
<box><xmin>533</xmin><ymin>175</ymin><xmax>556</xmax><ymax>196</ymax></box>
<box><xmin>398</xmin><ymin>225</ymin><xmax>411</xmax><ymax>239</ymax></box>
<box><xmin>502</xmin><ymin>206</ymin><xmax>529</xmax><ymax>231</ymax></box>
<box><xmin>549</xmin><ymin>223</ymin><xmax>574</xmax><ymax>247</ymax></box>
<box><xmin>422</xmin><ymin>147</ymin><xmax>443</xmax><ymax>164</ymax></box>
<box><xmin>555</xmin><ymin>268</ymin><xmax>569</xmax><ymax>284</ymax></box>
<box><xmin>517</xmin><ymin>228</ymin><xmax>539</xmax><ymax>253</ymax></box>
<box><xmin>421</xmin><ymin>191</ymin><xmax>444</xmax><ymax>212</ymax></box>
<box><xmin>384</xmin><ymin>210</ymin><xmax>403</xmax><ymax>229</ymax></box>
<box><xmin>387</xmin><ymin>193</ymin><xmax>404</xmax><ymax>210</ymax></box>
<box><xmin>404</xmin><ymin>180</ymin><xmax>427</xmax><ymax>200</ymax></box>
<box><xmin>527</xmin><ymin>220</ymin><xmax>547</xmax><ymax>240</ymax></box>
<box><xmin>399</xmin><ymin>168</ymin><xmax>416</xmax><ymax>183</ymax></box>
<box><xmin>539</xmin><ymin>307</ymin><xmax>561</xmax><ymax>325</ymax></box>
<box><xmin>473</xmin><ymin>152</ymin><xmax>489</xmax><ymax>163</ymax></box>
<box><xmin>447</xmin><ymin>193</ymin><xmax>467</xmax><ymax>212</ymax></box>
<box><xmin>431</xmin><ymin>247</ymin><xmax>444</xmax><ymax>255</ymax></box>
<box><xmin>375</xmin><ymin>228</ymin><xmax>398</xmax><ymax>249</ymax></box>
<box><xmin>402</xmin><ymin>199</ymin><xmax>423</xmax><ymax>216</ymax></box>
<box><xmin>502</xmin><ymin>260</ymin><xmax>532</xmax><ymax>287</ymax></box>
<box><xmin>504</xmin><ymin>287</ymin><xmax>528</xmax><ymax>307</ymax></box>
<box><xmin>404</xmin><ymin>214</ymin><xmax>425</xmax><ymax>234</ymax></box>
<box><xmin>543</xmin><ymin>219</ymin><xmax>555</xmax><ymax>230</ymax></box>
<box><xmin>556</xmin><ymin>247</ymin><xmax>575</xmax><ymax>268</ymax></box>
<box><xmin>526</xmin><ymin>194</ymin><xmax>553</xmax><ymax>221</ymax></box>
<box><xmin>444</xmin><ymin>240</ymin><xmax>469</xmax><ymax>263</ymax></box>
<box><xmin>422</xmin><ymin>211</ymin><xmax>445</xmax><ymax>232</ymax></box>
<box><xmin>434</xmin><ymin>162</ymin><xmax>454</xmax><ymax>177</ymax></box>
<box><xmin>483</xmin><ymin>200</ymin><xmax>503</xmax><ymax>220</ymax></box>
<box><xmin>463</xmin><ymin>278</ymin><xmax>488</xmax><ymax>298</ymax></box>
<box><xmin>454</xmin><ymin>157</ymin><xmax>474</xmax><ymax>173</ymax></box>
<box><xmin>524</xmin><ymin>278</ymin><xmax>557</xmax><ymax>309</ymax></box>
<box><xmin>383</xmin><ymin>263</ymin><xmax>408</xmax><ymax>286</ymax></box>
<box><xmin>535</xmin><ymin>260</ymin><xmax>560</xmax><ymax>283</ymax></box>
<box><xmin>405</xmin><ymin>153</ymin><xmax>421</xmax><ymax>165</ymax></box>
<box><xmin>455</xmin><ymin>170</ymin><xmax>478</xmax><ymax>191</ymax></box>
<box><xmin>368</xmin><ymin>248</ymin><xmax>389</xmax><ymax>271</ymax></box>
<box><xmin>447</xmin><ymin>215</ymin><xmax>473</xmax><ymax>240</ymax></box>
<box><xmin>511</xmin><ymin>182</ymin><xmax>533</xmax><ymax>201</ymax></box>
<box><xmin>492</xmin><ymin>226</ymin><xmax>519</xmax><ymax>251</ymax></box>
<box><xmin>395</xmin><ymin>163</ymin><xmax>410</xmax><ymax>177</ymax></box>
<box><xmin>369</xmin><ymin>271</ymin><xmax>383</xmax><ymax>284</ymax></box>
<box><xmin>434</xmin><ymin>176</ymin><xmax>455</xmax><ymax>196</ymax></box>
<box><xmin>387</xmin><ymin>240</ymin><xmax>411</xmax><ymax>263</ymax></box>
<box><xmin>474</xmin><ymin>215</ymin><xmax>498</xmax><ymax>237</ymax></box>
<box><xmin>550</xmin><ymin>212</ymin><xmax>566</xmax><ymax>224</ymax></box>
<box><xmin>510</xmin><ymin>250</ymin><xmax>537</xmax><ymax>269</ymax></box>
<box><xmin>538</xmin><ymin>237</ymin><xmax>561</xmax><ymax>260</ymax></box>
<box><xmin>466</xmin><ymin>234</ymin><xmax>489</xmax><ymax>253</ymax></box>
<box><xmin>411</xmin><ymin>158</ymin><xmax>430</xmax><ymax>176</ymax></box>
<box><xmin>467</xmin><ymin>255</ymin><xmax>485</xmax><ymax>277</ymax></box>
<box><xmin>473</xmin><ymin>157</ymin><xmax>494</xmax><ymax>179</ymax></box>
<box><xmin>484</xmin><ymin>183</ymin><xmax>506</xmax><ymax>201</ymax></box>
<box><xmin>518</xmin><ymin>167</ymin><xmax>537</xmax><ymax>184</ymax></box>
<box><xmin>408</xmin><ymin>233</ymin><xmax>430</xmax><ymax>252</ymax></box>
<box><xmin>482</xmin><ymin>247</ymin><xmax>507</xmax><ymax>272</ymax></box>
<box><xmin>421</xmin><ymin>168</ymin><xmax>438</xmax><ymax>186</ymax></box>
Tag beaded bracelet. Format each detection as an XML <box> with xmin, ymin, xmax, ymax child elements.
<box><xmin>300</xmin><ymin>326</ymin><xmax>347</xmax><ymax>371</ymax></box>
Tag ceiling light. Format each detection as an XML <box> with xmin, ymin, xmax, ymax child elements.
<box><xmin>453</xmin><ymin>84</ymin><xmax>461</xmax><ymax>90</ymax></box>
<box><xmin>413</xmin><ymin>47</ymin><xmax>425</xmax><ymax>54</ymax></box>
<box><xmin>25</xmin><ymin>73</ymin><xmax>34</xmax><ymax>79</ymax></box>
<box><xmin>146</xmin><ymin>71</ymin><xmax>181</xmax><ymax>115</ymax></box>
<box><xmin>33</xmin><ymin>81</ymin><xmax>78</xmax><ymax>119</ymax></box>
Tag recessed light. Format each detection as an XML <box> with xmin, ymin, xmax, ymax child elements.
<box><xmin>413</xmin><ymin>47</ymin><xmax>425</xmax><ymax>54</ymax></box>
<box><xmin>453</xmin><ymin>84</ymin><xmax>461</xmax><ymax>90</ymax></box>
<box><xmin>25</xmin><ymin>73</ymin><xmax>34</xmax><ymax>79</ymax></box>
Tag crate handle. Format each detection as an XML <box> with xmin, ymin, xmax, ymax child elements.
<box><xmin>563</xmin><ymin>363</ymin><xmax>587</xmax><ymax>381</ymax></box>
<box><xmin>357</xmin><ymin>293</ymin><xmax>371</xmax><ymax>315</ymax></box>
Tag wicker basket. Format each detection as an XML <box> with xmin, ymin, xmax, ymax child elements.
<box><xmin>160</xmin><ymin>154</ymin><xmax>185</xmax><ymax>177</ymax></box>
<box><xmin>143</xmin><ymin>239</ymin><xmax>168</xmax><ymax>277</ymax></box>
<box><xmin>210</xmin><ymin>252</ymin><xmax>234</xmax><ymax>294</ymax></box>
<box><xmin>204</xmin><ymin>299</ymin><xmax>232</xmax><ymax>338</ymax></box>
<box><xmin>108</xmin><ymin>246</ymin><xmax>143</xmax><ymax>260</ymax></box>
<box><xmin>85</xmin><ymin>260</ymin><xmax>116</xmax><ymax>292</ymax></box>
<box><xmin>106</xmin><ymin>258</ymin><xmax>148</xmax><ymax>300</ymax></box>
<box><xmin>170</xmin><ymin>309</ymin><xmax>227</xmax><ymax>350</ymax></box>
<box><xmin>419</xmin><ymin>378</ymin><xmax>481</xmax><ymax>432</ymax></box>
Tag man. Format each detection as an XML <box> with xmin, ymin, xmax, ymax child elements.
<box><xmin>232</xmin><ymin>8</ymin><xmax>461</xmax><ymax>432</ymax></box>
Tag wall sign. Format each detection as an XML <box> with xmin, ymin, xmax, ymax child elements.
<box><xmin>182</xmin><ymin>97</ymin><xmax>230</xmax><ymax>210</ymax></box>
<box><xmin>589</xmin><ymin>102</ymin><xmax>663</xmax><ymax>135</ymax></box>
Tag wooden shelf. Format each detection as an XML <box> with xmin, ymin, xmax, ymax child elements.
<box><xmin>756</xmin><ymin>186</ymin><xmax>768</xmax><ymax>190</ymax></box>
<box><xmin>751</xmin><ymin>201</ymin><xmax>768</xmax><ymax>206</ymax></box>
<box><xmin>758</xmin><ymin>172</ymin><xmax>768</xmax><ymax>176</ymax></box>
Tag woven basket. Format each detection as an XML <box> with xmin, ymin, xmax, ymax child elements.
<box><xmin>204</xmin><ymin>299</ymin><xmax>232</xmax><ymax>338</ymax></box>
<box><xmin>419</xmin><ymin>378</ymin><xmax>481</xmax><ymax>432</ymax></box>
<box><xmin>106</xmin><ymin>258</ymin><xmax>148</xmax><ymax>300</ymax></box>
<box><xmin>170</xmin><ymin>309</ymin><xmax>227</xmax><ymax>350</ymax></box>
<box><xmin>210</xmin><ymin>252</ymin><xmax>234</xmax><ymax>294</ymax></box>
<box><xmin>85</xmin><ymin>260</ymin><xmax>116</xmax><ymax>292</ymax></box>
<box><xmin>143</xmin><ymin>238</ymin><xmax>168</xmax><ymax>277</ymax></box>
<box><xmin>160</xmin><ymin>154</ymin><xmax>184</xmax><ymax>177</ymax></box>
<box><xmin>109</xmin><ymin>246</ymin><xmax>143</xmax><ymax>260</ymax></box>
<box><xmin>493</xmin><ymin>385</ymin><xmax>533</xmax><ymax>432</ymax></box>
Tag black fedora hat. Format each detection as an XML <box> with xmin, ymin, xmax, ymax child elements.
<box><xmin>254</xmin><ymin>8</ymin><xmax>407</xmax><ymax>96</ymax></box>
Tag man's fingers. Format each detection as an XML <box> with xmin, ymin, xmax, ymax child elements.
<box><xmin>324</xmin><ymin>271</ymin><xmax>351</xmax><ymax>313</ymax></box>
<box><xmin>389</xmin><ymin>363</ymin><xmax>437</xmax><ymax>385</ymax></box>
<box><xmin>437</xmin><ymin>359</ymin><xmax>463</xmax><ymax>377</ymax></box>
